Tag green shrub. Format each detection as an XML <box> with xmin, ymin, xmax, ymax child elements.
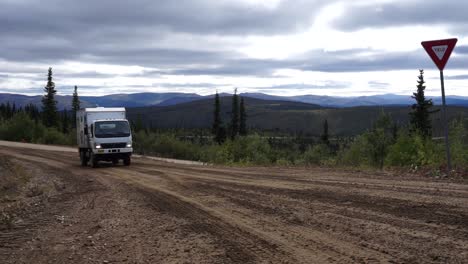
<box><xmin>338</xmin><ymin>134</ymin><xmax>372</xmax><ymax>167</ymax></box>
<box><xmin>339</xmin><ymin>112</ymin><xmax>395</xmax><ymax>168</ymax></box>
<box><xmin>222</xmin><ymin>135</ymin><xmax>272</xmax><ymax>165</ymax></box>
<box><xmin>133</xmin><ymin>132</ymin><xmax>203</xmax><ymax>161</ymax></box>
<box><xmin>302</xmin><ymin>144</ymin><xmax>331</xmax><ymax>165</ymax></box>
<box><xmin>200</xmin><ymin>144</ymin><xmax>228</xmax><ymax>164</ymax></box>
<box><xmin>38</xmin><ymin>127</ymin><xmax>70</xmax><ymax>145</ymax></box>
<box><xmin>385</xmin><ymin>132</ymin><xmax>442</xmax><ymax>168</ymax></box>
<box><xmin>0</xmin><ymin>113</ymin><xmax>40</xmax><ymax>142</ymax></box>
<box><xmin>449</xmin><ymin>118</ymin><xmax>468</xmax><ymax>167</ymax></box>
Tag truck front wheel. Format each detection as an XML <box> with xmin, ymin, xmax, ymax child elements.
<box><xmin>80</xmin><ymin>151</ymin><xmax>88</xmax><ymax>166</ymax></box>
<box><xmin>90</xmin><ymin>152</ymin><xmax>99</xmax><ymax>168</ymax></box>
<box><xmin>123</xmin><ymin>155</ymin><xmax>131</xmax><ymax>166</ymax></box>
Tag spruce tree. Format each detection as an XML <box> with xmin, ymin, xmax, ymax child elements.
<box><xmin>61</xmin><ymin>109</ymin><xmax>69</xmax><ymax>134</ymax></box>
<box><xmin>239</xmin><ymin>97</ymin><xmax>247</xmax><ymax>136</ymax></box>
<box><xmin>409</xmin><ymin>69</ymin><xmax>434</xmax><ymax>138</ymax></box>
<box><xmin>320</xmin><ymin>119</ymin><xmax>329</xmax><ymax>145</ymax></box>
<box><xmin>42</xmin><ymin>67</ymin><xmax>58</xmax><ymax>127</ymax></box>
<box><xmin>5</xmin><ymin>102</ymin><xmax>12</xmax><ymax>119</ymax></box>
<box><xmin>368</xmin><ymin>111</ymin><xmax>394</xmax><ymax>169</ymax></box>
<box><xmin>212</xmin><ymin>91</ymin><xmax>226</xmax><ymax>144</ymax></box>
<box><xmin>212</xmin><ymin>91</ymin><xmax>221</xmax><ymax>135</ymax></box>
<box><xmin>0</xmin><ymin>103</ymin><xmax>5</xmax><ymax>119</ymax></box>
<box><xmin>71</xmin><ymin>85</ymin><xmax>80</xmax><ymax>128</ymax></box>
<box><xmin>230</xmin><ymin>88</ymin><xmax>239</xmax><ymax>140</ymax></box>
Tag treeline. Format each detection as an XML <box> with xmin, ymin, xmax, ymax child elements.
<box><xmin>130</xmin><ymin>114</ymin><xmax>467</xmax><ymax>170</ymax></box>
<box><xmin>131</xmin><ymin>70</ymin><xmax>468</xmax><ymax>172</ymax></box>
<box><xmin>0</xmin><ymin>67</ymin><xmax>80</xmax><ymax>145</ymax></box>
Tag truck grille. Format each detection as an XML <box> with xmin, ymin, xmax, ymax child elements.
<box><xmin>100</xmin><ymin>143</ymin><xmax>127</xmax><ymax>149</ymax></box>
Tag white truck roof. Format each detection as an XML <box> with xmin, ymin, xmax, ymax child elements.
<box><xmin>80</xmin><ymin>107</ymin><xmax>126</xmax><ymax>112</ymax></box>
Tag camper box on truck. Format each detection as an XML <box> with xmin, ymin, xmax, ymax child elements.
<box><xmin>77</xmin><ymin>107</ymin><xmax>133</xmax><ymax>167</ymax></box>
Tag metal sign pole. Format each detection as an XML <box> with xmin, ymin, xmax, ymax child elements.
<box><xmin>439</xmin><ymin>70</ymin><xmax>452</xmax><ymax>172</ymax></box>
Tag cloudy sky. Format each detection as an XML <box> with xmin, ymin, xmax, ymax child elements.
<box><xmin>1</xmin><ymin>0</ymin><xmax>467</xmax><ymax>97</ymax></box>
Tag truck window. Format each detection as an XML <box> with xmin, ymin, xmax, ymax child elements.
<box><xmin>94</xmin><ymin>121</ymin><xmax>131</xmax><ymax>138</ymax></box>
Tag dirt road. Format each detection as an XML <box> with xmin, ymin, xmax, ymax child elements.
<box><xmin>1</xmin><ymin>141</ymin><xmax>467</xmax><ymax>263</ymax></box>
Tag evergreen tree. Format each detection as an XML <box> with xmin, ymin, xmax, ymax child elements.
<box><xmin>239</xmin><ymin>97</ymin><xmax>247</xmax><ymax>136</ymax></box>
<box><xmin>367</xmin><ymin>112</ymin><xmax>395</xmax><ymax>169</ymax></box>
<box><xmin>41</xmin><ymin>67</ymin><xmax>58</xmax><ymax>127</ymax></box>
<box><xmin>212</xmin><ymin>91</ymin><xmax>226</xmax><ymax>144</ymax></box>
<box><xmin>212</xmin><ymin>91</ymin><xmax>221</xmax><ymax>134</ymax></box>
<box><xmin>230</xmin><ymin>88</ymin><xmax>239</xmax><ymax>140</ymax></box>
<box><xmin>71</xmin><ymin>85</ymin><xmax>80</xmax><ymax>128</ymax></box>
<box><xmin>25</xmin><ymin>103</ymin><xmax>40</xmax><ymax>122</ymax></box>
<box><xmin>5</xmin><ymin>102</ymin><xmax>12</xmax><ymax>119</ymax></box>
<box><xmin>409</xmin><ymin>69</ymin><xmax>434</xmax><ymax>138</ymax></box>
<box><xmin>217</xmin><ymin>125</ymin><xmax>227</xmax><ymax>145</ymax></box>
<box><xmin>320</xmin><ymin>119</ymin><xmax>329</xmax><ymax>145</ymax></box>
<box><xmin>61</xmin><ymin>109</ymin><xmax>69</xmax><ymax>134</ymax></box>
<box><xmin>0</xmin><ymin>103</ymin><xmax>5</xmax><ymax>119</ymax></box>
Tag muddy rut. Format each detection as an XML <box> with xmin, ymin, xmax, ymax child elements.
<box><xmin>0</xmin><ymin>142</ymin><xmax>467</xmax><ymax>263</ymax></box>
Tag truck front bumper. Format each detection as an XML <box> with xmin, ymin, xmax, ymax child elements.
<box><xmin>93</xmin><ymin>147</ymin><xmax>133</xmax><ymax>155</ymax></box>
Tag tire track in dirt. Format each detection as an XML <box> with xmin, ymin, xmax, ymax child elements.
<box><xmin>186</xmin><ymin>180</ymin><xmax>468</xmax><ymax>263</ymax></box>
<box><xmin>100</xmin><ymin>168</ymin><xmax>321</xmax><ymax>263</ymax></box>
<box><xmin>190</xmin><ymin>178</ymin><xmax>468</xmax><ymax>229</ymax></box>
<box><xmin>1</xmin><ymin>148</ymin><xmax>301</xmax><ymax>263</ymax></box>
<box><xmin>135</xmin><ymin>162</ymin><xmax>468</xmax><ymax>202</ymax></box>
<box><xmin>2</xmin><ymin>144</ymin><xmax>468</xmax><ymax>263</ymax></box>
<box><xmin>101</xmin><ymin>168</ymin><xmax>396</xmax><ymax>262</ymax></box>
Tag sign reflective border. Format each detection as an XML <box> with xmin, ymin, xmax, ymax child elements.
<box><xmin>421</xmin><ymin>38</ymin><xmax>457</xmax><ymax>71</ymax></box>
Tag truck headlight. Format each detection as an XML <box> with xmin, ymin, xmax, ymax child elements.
<box><xmin>95</xmin><ymin>143</ymin><xmax>101</xmax><ymax>149</ymax></box>
<box><xmin>126</xmin><ymin>143</ymin><xmax>132</xmax><ymax>148</ymax></box>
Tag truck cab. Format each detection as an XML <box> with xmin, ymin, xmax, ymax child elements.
<box><xmin>77</xmin><ymin>108</ymin><xmax>133</xmax><ymax>167</ymax></box>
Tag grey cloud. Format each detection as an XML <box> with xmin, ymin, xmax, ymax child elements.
<box><xmin>175</xmin><ymin>48</ymin><xmax>437</xmax><ymax>76</ymax></box>
<box><xmin>6</xmin><ymin>0</ymin><xmax>464</xmax><ymax>83</ymax></box>
<box><xmin>444</xmin><ymin>74</ymin><xmax>468</xmax><ymax>80</ymax></box>
<box><xmin>455</xmin><ymin>46</ymin><xmax>468</xmax><ymax>55</ymax></box>
<box><xmin>54</xmin><ymin>85</ymin><xmax>103</xmax><ymax>93</ymax></box>
<box><xmin>0</xmin><ymin>0</ymin><xmax>331</xmax><ymax>73</ymax></box>
<box><xmin>1</xmin><ymin>0</ymin><xmax>325</xmax><ymax>36</ymax></box>
<box><xmin>0</xmin><ymin>87</ymin><xmax>43</xmax><ymax>94</ymax></box>
<box><xmin>56</xmin><ymin>71</ymin><xmax>116</xmax><ymax>79</ymax></box>
<box><xmin>332</xmin><ymin>0</ymin><xmax>468</xmax><ymax>32</ymax></box>
<box><xmin>259</xmin><ymin>82</ymin><xmax>350</xmax><ymax>90</ymax></box>
<box><xmin>296</xmin><ymin>50</ymin><xmax>429</xmax><ymax>72</ymax></box>
<box><xmin>3</xmin><ymin>46</ymin><xmax>468</xmax><ymax>86</ymax></box>
<box><xmin>368</xmin><ymin>81</ymin><xmax>390</xmax><ymax>88</ymax></box>
<box><xmin>153</xmin><ymin>83</ymin><xmax>226</xmax><ymax>88</ymax></box>
<box><xmin>126</xmin><ymin>70</ymin><xmax>166</xmax><ymax>78</ymax></box>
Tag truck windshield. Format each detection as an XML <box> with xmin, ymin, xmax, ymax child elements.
<box><xmin>94</xmin><ymin>121</ymin><xmax>131</xmax><ymax>138</ymax></box>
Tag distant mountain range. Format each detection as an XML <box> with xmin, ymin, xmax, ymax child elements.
<box><xmin>126</xmin><ymin>96</ymin><xmax>468</xmax><ymax>136</ymax></box>
<box><xmin>1</xmin><ymin>92</ymin><xmax>467</xmax><ymax>136</ymax></box>
<box><xmin>1</xmin><ymin>92</ymin><xmax>468</xmax><ymax>109</ymax></box>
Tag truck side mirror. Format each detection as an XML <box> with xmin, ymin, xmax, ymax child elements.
<box><xmin>84</xmin><ymin>125</ymin><xmax>88</xmax><ymax>135</ymax></box>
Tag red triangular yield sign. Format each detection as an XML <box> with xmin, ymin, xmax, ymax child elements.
<box><xmin>421</xmin><ymin>38</ymin><xmax>457</xmax><ymax>71</ymax></box>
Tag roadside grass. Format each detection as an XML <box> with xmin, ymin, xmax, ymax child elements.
<box><xmin>0</xmin><ymin>156</ymin><xmax>30</xmax><ymax>230</ymax></box>
<box><xmin>0</xmin><ymin>156</ymin><xmax>31</xmax><ymax>200</ymax></box>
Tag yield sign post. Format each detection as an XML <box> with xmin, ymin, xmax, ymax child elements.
<box><xmin>421</xmin><ymin>38</ymin><xmax>457</xmax><ymax>172</ymax></box>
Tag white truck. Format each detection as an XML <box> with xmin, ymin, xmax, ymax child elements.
<box><xmin>77</xmin><ymin>107</ymin><xmax>133</xmax><ymax>167</ymax></box>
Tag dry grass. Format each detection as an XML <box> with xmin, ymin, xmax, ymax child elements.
<box><xmin>0</xmin><ymin>156</ymin><xmax>30</xmax><ymax>198</ymax></box>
